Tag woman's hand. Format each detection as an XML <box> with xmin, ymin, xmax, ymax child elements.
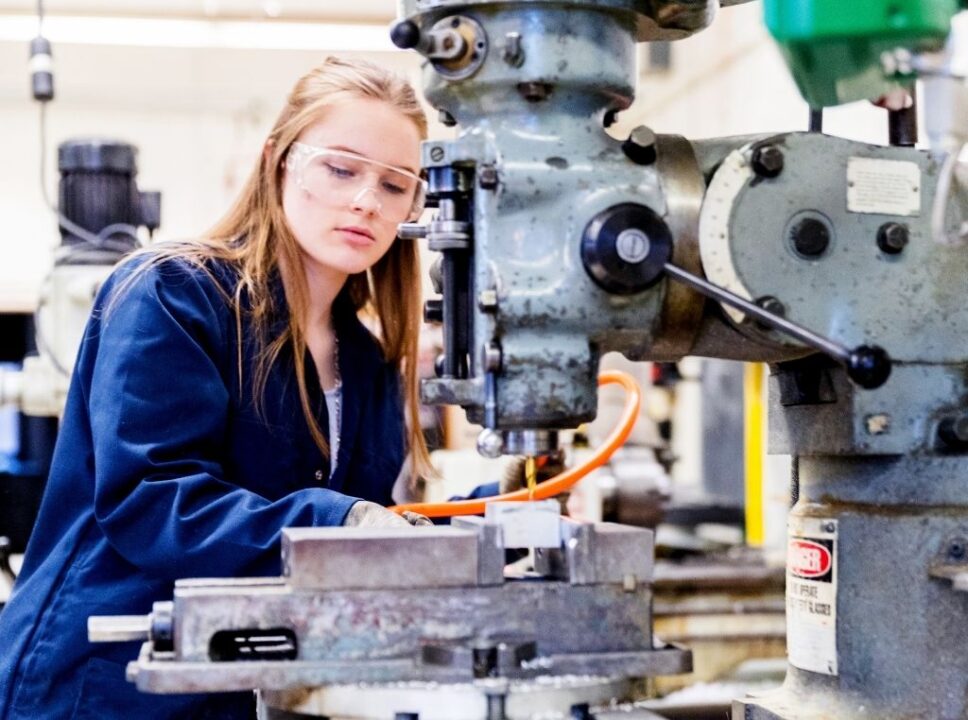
<box><xmin>344</xmin><ymin>500</ymin><xmax>432</xmax><ymax>527</ymax></box>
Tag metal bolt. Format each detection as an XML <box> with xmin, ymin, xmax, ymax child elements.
<box><xmin>438</xmin><ymin>109</ymin><xmax>457</xmax><ymax>127</ymax></box>
<box><xmin>478</xmin><ymin>164</ymin><xmax>499</xmax><ymax>190</ymax></box>
<box><xmin>756</xmin><ymin>296</ymin><xmax>786</xmax><ymax>317</ymax></box>
<box><xmin>429</xmin><ymin>145</ymin><xmax>445</xmax><ymax>163</ymax></box>
<box><xmin>478</xmin><ymin>289</ymin><xmax>498</xmax><ymax>312</ymax></box>
<box><xmin>482</xmin><ymin>342</ymin><xmax>502</xmax><ymax>372</ymax></box>
<box><xmin>938</xmin><ymin>413</ymin><xmax>968</xmax><ymax>449</ymax></box>
<box><xmin>823</xmin><ymin>521</ymin><xmax>836</xmax><ymax>534</ymax></box>
<box><xmin>791</xmin><ymin>217</ymin><xmax>830</xmax><ymax>257</ymax></box>
<box><xmin>501</xmin><ymin>31</ymin><xmax>524</xmax><ymax>67</ymax></box>
<box><xmin>865</xmin><ymin>413</ymin><xmax>891</xmax><ymax>435</ymax></box>
<box><xmin>877</xmin><ymin>222</ymin><xmax>909</xmax><ymax>255</ymax></box>
<box><xmin>948</xmin><ymin>539</ymin><xmax>967</xmax><ymax>561</ymax></box>
<box><xmin>754</xmin><ymin>296</ymin><xmax>785</xmax><ymax>332</ymax></box>
<box><xmin>517</xmin><ymin>81</ymin><xmax>552</xmax><ymax>102</ymax></box>
<box><xmin>477</xmin><ymin>429</ymin><xmax>504</xmax><ymax>458</ymax></box>
<box><xmin>570</xmin><ymin>703</ymin><xmax>595</xmax><ymax>720</ymax></box>
<box><xmin>482</xmin><ymin>680</ymin><xmax>510</xmax><ymax>720</ymax></box>
<box><xmin>397</xmin><ymin>223</ymin><xmax>428</xmax><ymax>240</ymax></box>
<box><xmin>751</xmin><ymin>145</ymin><xmax>784</xmax><ymax>178</ymax></box>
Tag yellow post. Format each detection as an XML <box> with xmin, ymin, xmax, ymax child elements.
<box><xmin>743</xmin><ymin>362</ymin><xmax>766</xmax><ymax>546</ymax></box>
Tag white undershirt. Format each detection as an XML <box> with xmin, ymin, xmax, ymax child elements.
<box><xmin>324</xmin><ymin>384</ymin><xmax>342</xmax><ymax>479</ymax></box>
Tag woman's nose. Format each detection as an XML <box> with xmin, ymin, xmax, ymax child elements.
<box><xmin>350</xmin><ymin>186</ymin><xmax>383</xmax><ymax>216</ymax></box>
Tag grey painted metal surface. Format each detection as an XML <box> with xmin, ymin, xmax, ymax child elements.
<box><xmin>700</xmin><ymin>132</ymin><xmax>968</xmax><ymax>364</ymax></box>
<box><xmin>736</xmin><ymin>453</ymin><xmax>968</xmax><ymax>720</ymax></box>
<box><xmin>769</xmin><ymin>363</ymin><xmax>968</xmax><ymax>456</ymax></box>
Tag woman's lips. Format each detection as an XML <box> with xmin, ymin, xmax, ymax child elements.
<box><xmin>336</xmin><ymin>227</ymin><xmax>376</xmax><ymax>244</ymax></box>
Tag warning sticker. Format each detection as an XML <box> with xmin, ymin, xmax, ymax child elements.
<box><xmin>847</xmin><ymin>157</ymin><xmax>921</xmax><ymax>217</ymax></box>
<box><xmin>786</xmin><ymin>517</ymin><xmax>838</xmax><ymax>675</ymax></box>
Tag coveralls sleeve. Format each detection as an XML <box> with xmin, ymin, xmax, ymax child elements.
<box><xmin>86</xmin><ymin>262</ymin><xmax>359</xmax><ymax>579</ymax></box>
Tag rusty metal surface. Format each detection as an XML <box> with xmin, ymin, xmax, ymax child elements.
<box><xmin>169</xmin><ymin>580</ymin><xmax>658</xmax><ymax>663</ymax></box>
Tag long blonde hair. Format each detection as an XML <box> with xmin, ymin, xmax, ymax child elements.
<box><xmin>121</xmin><ymin>56</ymin><xmax>433</xmax><ymax>481</ymax></box>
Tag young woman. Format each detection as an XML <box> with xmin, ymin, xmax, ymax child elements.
<box><xmin>0</xmin><ymin>56</ymin><xmax>433</xmax><ymax>719</ymax></box>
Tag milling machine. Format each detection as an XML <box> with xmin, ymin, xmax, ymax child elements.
<box><xmin>91</xmin><ymin>1</ymin><xmax>968</xmax><ymax>719</ymax></box>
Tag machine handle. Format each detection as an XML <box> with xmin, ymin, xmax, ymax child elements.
<box><xmin>88</xmin><ymin>614</ymin><xmax>151</xmax><ymax>643</ymax></box>
<box><xmin>662</xmin><ymin>262</ymin><xmax>892</xmax><ymax>389</ymax></box>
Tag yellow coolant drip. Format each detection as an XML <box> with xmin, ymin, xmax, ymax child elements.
<box><xmin>525</xmin><ymin>456</ymin><xmax>537</xmax><ymax>500</ymax></box>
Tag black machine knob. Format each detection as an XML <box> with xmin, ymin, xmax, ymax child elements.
<box><xmin>390</xmin><ymin>19</ymin><xmax>422</xmax><ymax>49</ymax></box>
<box><xmin>581</xmin><ymin>204</ymin><xmax>672</xmax><ymax>295</ymax></box>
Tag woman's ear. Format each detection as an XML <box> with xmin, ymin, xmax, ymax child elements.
<box><xmin>263</xmin><ymin>138</ymin><xmax>276</xmax><ymax>167</ymax></box>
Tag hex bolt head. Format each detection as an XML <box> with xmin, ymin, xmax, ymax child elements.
<box><xmin>478</xmin><ymin>289</ymin><xmax>498</xmax><ymax>312</ymax></box>
<box><xmin>877</xmin><ymin>222</ymin><xmax>909</xmax><ymax>254</ymax></box>
<box><xmin>478</xmin><ymin>165</ymin><xmax>499</xmax><ymax>191</ymax></box>
<box><xmin>791</xmin><ymin>217</ymin><xmax>830</xmax><ymax>257</ymax></box>
<box><xmin>756</xmin><ymin>295</ymin><xmax>786</xmax><ymax>317</ymax></box>
<box><xmin>751</xmin><ymin>145</ymin><xmax>784</xmax><ymax>178</ymax></box>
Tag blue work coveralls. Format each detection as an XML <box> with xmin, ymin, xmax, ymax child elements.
<box><xmin>0</xmin><ymin>257</ymin><xmax>406</xmax><ymax>719</ymax></box>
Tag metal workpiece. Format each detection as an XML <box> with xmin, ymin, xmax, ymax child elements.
<box><xmin>700</xmin><ymin>132</ymin><xmax>968</xmax><ymax>364</ymax></box>
<box><xmin>281</xmin><ymin>526</ymin><xmax>481</xmax><ymax>590</ymax></box>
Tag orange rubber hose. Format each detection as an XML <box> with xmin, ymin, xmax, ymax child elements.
<box><xmin>390</xmin><ymin>370</ymin><xmax>641</xmax><ymax>518</ymax></box>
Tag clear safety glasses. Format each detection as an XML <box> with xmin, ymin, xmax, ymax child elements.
<box><xmin>285</xmin><ymin>142</ymin><xmax>427</xmax><ymax>223</ymax></box>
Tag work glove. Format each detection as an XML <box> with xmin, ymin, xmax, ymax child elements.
<box><xmin>343</xmin><ymin>500</ymin><xmax>432</xmax><ymax>528</ymax></box>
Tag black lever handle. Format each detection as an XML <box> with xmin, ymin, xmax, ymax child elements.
<box><xmin>663</xmin><ymin>263</ymin><xmax>892</xmax><ymax>389</ymax></box>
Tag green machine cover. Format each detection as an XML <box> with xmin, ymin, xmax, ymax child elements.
<box><xmin>764</xmin><ymin>0</ymin><xmax>962</xmax><ymax>107</ymax></box>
